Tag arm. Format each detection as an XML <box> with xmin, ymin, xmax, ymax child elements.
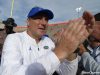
<box><xmin>57</xmin><ymin>55</ymin><xmax>78</xmax><ymax>75</ymax></box>
<box><xmin>52</xmin><ymin>19</ymin><xmax>88</xmax><ymax>75</ymax></box>
<box><xmin>0</xmin><ymin>34</ymin><xmax>60</xmax><ymax>75</ymax></box>
<box><xmin>81</xmin><ymin>52</ymin><xmax>100</xmax><ymax>72</ymax></box>
<box><xmin>78</xmin><ymin>44</ymin><xmax>100</xmax><ymax>72</ymax></box>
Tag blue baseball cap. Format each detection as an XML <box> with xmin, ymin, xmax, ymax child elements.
<box><xmin>27</xmin><ymin>6</ymin><xmax>54</xmax><ymax>20</ymax></box>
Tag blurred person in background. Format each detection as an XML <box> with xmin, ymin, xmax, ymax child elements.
<box><xmin>3</xmin><ymin>18</ymin><xmax>17</xmax><ymax>34</ymax></box>
<box><xmin>0</xmin><ymin>18</ymin><xmax>17</xmax><ymax>63</ymax></box>
<box><xmin>87</xmin><ymin>13</ymin><xmax>100</xmax><ymax>63</ymax></box>
<box><xmin>77</xmin><ymin>13</ymin><xmax>100</xmax><ymax>75</ymax></box>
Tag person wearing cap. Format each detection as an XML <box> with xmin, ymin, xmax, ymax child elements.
<box><xmin>0</xmin><ymin>18</ymin><xmax>17</xmax><ymax>63</ymax></box>
<box><xmin>3</xmin><ymin>18</ymin><xmax>17</xmax><ymax>34</ymax></box>
<box><xmin>0</xmin><ymin>6</ymin><xmax>91</xmax><ymax>75</ymax></box>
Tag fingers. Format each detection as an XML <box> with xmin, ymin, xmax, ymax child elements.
<box><xmin>64</xmin><ymin>18</ymin><xmax>86</xmax><ymax>39</ymax></box>
<box><xmin>82</xmin><ymin>11</ymin><xmax>95</xmax><ymax>33</ymax></box>
<box><xmin>52</xmin><ymin>28</ymin><xmax>64</xmax><ymax>43</ymax></box>
<box><xmin>72</xmin><ymin>19</ymin><xmax>85</xmax><ymax>36</ymax></box>
<box><xmin>54</xmin><ymin>18</ymin><xmax>90</xmax><ymax>61</ymax></box>
<box><xmin>78</xmin><ymin>44</ymin><xmax>87</xmax><ymax>55</ymax></box>
<box><xmin>82</xmin><ymin>11</ymin><xmax>94</xmax><ymax>24</ymax></box>
<box><xmin>60</xmin><ymin>18</ymin><xmax>89</xmax><ymax>46</ymax></box>
<box><xmin>77</xmin><ymin>25</ymin><xmax>89</xmax><ymax>44</ymax></box>
<box><xmin>83</xmin><ymin>11</ymin><xmax>93</xmax><ymax>20</ymax></box>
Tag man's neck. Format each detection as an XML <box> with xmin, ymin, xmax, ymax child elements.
<box><xmin>27</xmin><ymin>30</ymin><xmax>41</xmax><ymax>43</ymax></box>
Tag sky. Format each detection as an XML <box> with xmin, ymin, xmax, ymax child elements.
<box><xmin>0</xmin><ymin>0</ymin><xmax>100</xmax><ymax>26</ymax></box>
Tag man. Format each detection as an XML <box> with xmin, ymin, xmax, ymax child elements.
<box><xmin>0</xmin><ymin>6</ymin><xmax>90</xmax><ymax>75</ymax></box>
<box><xmin>78</xmin><ymin>13</ymin><xmax>100</xmax><ymax>75</ymax></box>
<box><xmin>87</xmin><ymin>13</ymin><xmax>100</xmax><ymax>63</ymax></box>
<box><xmin>0</xmin><ymin>18</ymin><xmax>17</xmax><ymax>63</ymax></box>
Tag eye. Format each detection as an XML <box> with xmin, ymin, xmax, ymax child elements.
<box><xmin>31</xmin><ymin>16</ymin><xmax>42</xmax><ymax>20</ymax></box>
<box><xmin>45</xmin><ymin>17</ymin><xmax>49</xmax><ymax>21</ymax></box>
<box><xmin>30</xmin><ymin>13</ymin><xmax>49</xmax><ymax>21</ymax></box>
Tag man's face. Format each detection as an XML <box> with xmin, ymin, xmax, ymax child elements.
<box><xmin>92</xmin><ymin>21</ymin><xmax>100</xmax><ymax>40</ymax></box>
<box><xmin>89</xmin><ymin>21</ymin><xmax>100</xmax><ymax>48</ymax></box>
<box><xmin>27</xmin><ymin>13</ymin><xmax>49</xmax><ymax>38</ymax></box>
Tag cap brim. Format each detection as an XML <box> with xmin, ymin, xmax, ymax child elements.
<box><xmin>38</xmin><ymin>9</ymin><xmax>54</xmax><ymax>20</ymax></box>
<box><xmin>28</xmin><ymin>9</ymin><xmax>54</xmax><ymax>20</ymax></box>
